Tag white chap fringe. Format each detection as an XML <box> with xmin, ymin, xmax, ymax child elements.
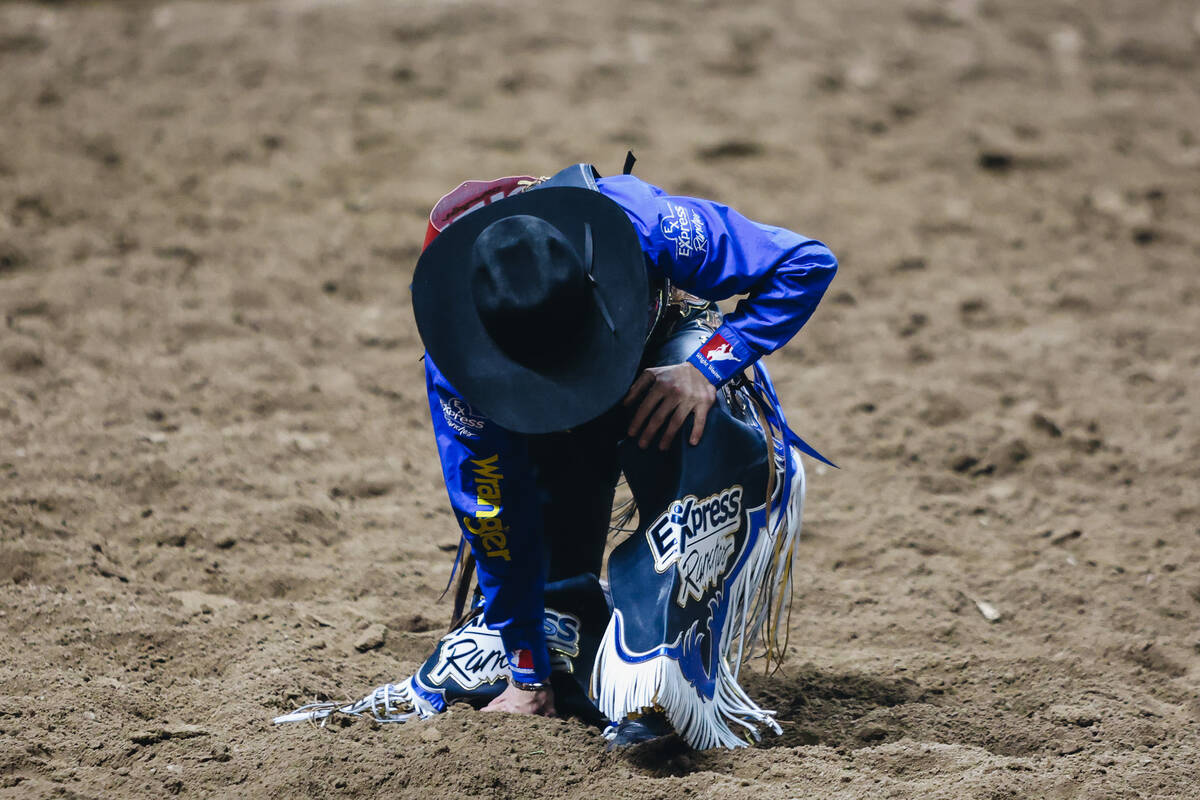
<box><xmin>593</xmin><ymin>448</ymin><xmax>806</xmax><ymax>749</ymax></box>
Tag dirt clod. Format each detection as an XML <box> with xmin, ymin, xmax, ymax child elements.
<box><xmin>354</xmin><ymin>624</ymin><xmax>387</xmax><ymax>652</ymax></box>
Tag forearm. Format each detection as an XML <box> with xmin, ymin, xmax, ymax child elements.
<box><xmin>595</xmin><ymin>176</ymin><xmax>837</xmax><ymax>388</ymax></box>
<box><xmin>425</xmin><ymin>356</ymin><xmax>551</xmax><ymax>681</ymax></box>
<box><xmin>688</xmin><ymin>244</ymin><xmax>838</xmax><ymax>386</ymax></box>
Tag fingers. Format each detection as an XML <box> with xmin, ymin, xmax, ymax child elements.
<box><xmin>626</xmin><ymin>365</ymin><xmax>717</xmax><ymax>449</ymax></box>
<box><xmin>481</xmin><ymin>695</ymin><xmax>519</xmax><ymax>714</ymax></box>
<box><xmin>638</xmin><ymin>394</ymin><xmax>677</xmax><ymax>449</ymax></box>
<box><xmin>482</xmin><ymin>686</ymin><xmax>556</xmax><ymax>716</ymax></box>
<box><xmin>658</xmin><ymin>403</ymin><xmax>693</xmax><ymax>451</ymax></box>
<box><xmin>627</xmin><ymin>384</ymin><xmax>665</xmax><ymax>439</ymax></box>
<box><xmin>622</xmin><ymin>370</ymin><xmax>656</xmax><ymax>406</ymax></box>
<box><xmin>689</xmin><ymin>394</ymin><xmax>715</xmax><ymax>446</ymax></box>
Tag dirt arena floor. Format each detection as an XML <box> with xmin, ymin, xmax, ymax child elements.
<box><xmin>2</xmin><ymin>0</ymin><xmax>1199</xmax><ymax>797</ymax></box>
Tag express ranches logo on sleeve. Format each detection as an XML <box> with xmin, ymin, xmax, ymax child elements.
<box><xmin>645</xmin><ymin>486</ymin><xmax>744</xmax><ymax>607</ymax></box>
<box><xmin>440</xmin><ymin>397</ymin><xmax>486</xmax><ymax>438</ymax></box>
<box><xmin>660</xmin><ymin>202</ymin><xmax>708</xmax><ymax>262</ymax></box>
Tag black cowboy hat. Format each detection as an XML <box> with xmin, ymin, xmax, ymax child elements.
<box><xmin>411</xmin><ymin>187</ymin><xmax>649</xmax><ymax>434</ymax></box>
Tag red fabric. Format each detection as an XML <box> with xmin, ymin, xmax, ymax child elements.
<box><xmin>700</xmin><ymin>333</ymin><xmax>735</xmax><ymax>362</ymax></box>
<box><xmin>422</xmin><ymin>175</ymin><xmax>536</xmax><ymax>251</ymax></box>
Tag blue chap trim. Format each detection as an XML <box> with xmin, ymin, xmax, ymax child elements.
<box><xmin>747</xmin><ymin>361</ymin><xmax>837</xmax><ymax>470</ymax></box>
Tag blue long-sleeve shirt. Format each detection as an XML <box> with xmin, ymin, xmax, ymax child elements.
<box><xmin>424</xmin><ymin>175</ymin><xmax>837</xmax><ymax>682</ymax></box>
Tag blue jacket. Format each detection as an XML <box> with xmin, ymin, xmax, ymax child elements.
<box><xmin>425</xmin><ymin>175</ymin><xmax>836</xmax><ymax>683</ymax></box>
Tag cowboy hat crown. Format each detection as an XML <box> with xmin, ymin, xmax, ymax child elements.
<box><xmin>412</xmin><ymin>183</ymin><xmax>648</xmax><ymax>434</ymax></box>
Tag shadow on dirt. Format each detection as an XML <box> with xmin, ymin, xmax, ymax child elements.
<box><xmin>620</xmin><ymin>662</ymin><xmax>1075</xmax><ymax>778</ymax></box>
<box><xmin>618</xmin><ymin>733</ymin><xmax>697</xmax><ymax>776</ymax></box>
<box><xmin>745</xmin><ymin>664</ymin><xmax>921</xmax><ymax>749</ymax></box>
<box><xmin>618</xmin><ymin>666</ymin><xmax>923</xmax><ymax>777</ymax></box>
<box><xmin>750</xmin><ymin>665</ymin><xmax>1076</xmax><ymax>757</ymax></box>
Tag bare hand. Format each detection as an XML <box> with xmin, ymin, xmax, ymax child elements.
<box><xmin>622</xmin><ymin>362</ymin><xmax>717</xmax><ymax>450</ymax></box>
<box><xmin>482</xmin><ymin>683</ymin><xmax>557</xmax><ymax>716</ymax></box>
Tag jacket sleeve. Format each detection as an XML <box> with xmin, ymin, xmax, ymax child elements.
<box><xmin>598</xmin><ymin>175</ymin><xmax>838</xmax><ymax>386</ymax></box>
<box><xmin>425</xmin><ymin>356</ymin><xmax>550</xmax><ymax>683</ymax></box>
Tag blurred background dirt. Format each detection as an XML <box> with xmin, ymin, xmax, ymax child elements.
<box><xmin>2</xmin><ymin>0</ymin><xmax>1199</xmax><ymax>797</ymax></box>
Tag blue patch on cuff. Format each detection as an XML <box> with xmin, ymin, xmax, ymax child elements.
<box><xmin>687</xmin><ymin>326</ymin><xmax>752</xmax><ymax>386</ymax></box>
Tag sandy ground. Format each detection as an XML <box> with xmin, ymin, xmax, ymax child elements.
<box><xmin>2</xmin><ymin>0</ymin><xmax>1199</xmax><ymax>797</ymax></box>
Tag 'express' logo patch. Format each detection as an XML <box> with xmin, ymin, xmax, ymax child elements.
<box><xmin>645</xmin><ymin>485</ymin><xmax>744</xmax><ymax>606</ymax></box>
<box><xmin>660</xmin><ymin>202</ymin><xmax>708</xmax><ymax>262</ymax></box>
<box><xmin>441</xmin><ymin>397</ymin><xmax>486</xmax><ymax>438</ymax></box>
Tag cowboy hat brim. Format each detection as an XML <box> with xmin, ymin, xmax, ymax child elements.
<box><xmin>411</xmin><ymin>187</ymin><xmax>649</xmax><ymax>434</ymax></box>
